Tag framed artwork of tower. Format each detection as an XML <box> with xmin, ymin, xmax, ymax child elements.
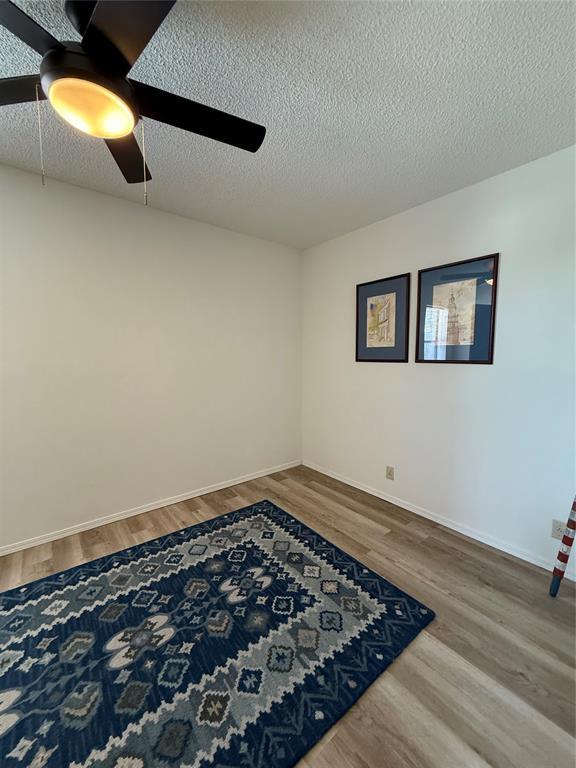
<box><xmin>415</xmin><ymin>254</ymin><xmax>499</xmax><ymax>363</ymax></box>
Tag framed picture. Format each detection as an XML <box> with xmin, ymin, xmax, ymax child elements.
<box><xmin>356</xmin><ymin>273</ymin><xmax>410</xmax><ymax>362</ymax></box>
<box><xmin>415</xmin><ymin>253</ymin><xmax>499</xmax><ymax>364</ymax></box>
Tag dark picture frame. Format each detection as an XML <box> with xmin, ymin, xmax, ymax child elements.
<box><xmin>415</xmin><ymin>253</ymin><xmax>499</xmax><ymax>364</ymax></box>
<box><xmin>356</xmin><ymin>273</ymin><xmax>410</xmax><ymax>362</ymax></box>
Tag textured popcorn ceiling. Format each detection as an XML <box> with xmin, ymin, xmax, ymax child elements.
<box><xmin>0</xmin><ymin>1</ymin><xmax>574</xmax><ymax>249</ymax></box>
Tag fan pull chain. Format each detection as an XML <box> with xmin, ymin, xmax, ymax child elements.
<box><xmin>141</xmin><ymin>119</ymin><xmax>148</xmax><ymax>206</ymax></box>
<box><xmin>35</xmin><ymin>83</ymin><xmax>46</xmax><ymax>186</ymax></box>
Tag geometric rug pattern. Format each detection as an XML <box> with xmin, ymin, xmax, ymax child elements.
<box><xmin>0</xmin><ymin>500</ymin><xmax>434</xmax><ymax>767</ymax></box>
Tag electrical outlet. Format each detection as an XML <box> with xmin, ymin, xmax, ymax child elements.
<box><xmin>551</xmin><ymin>519</ymin><xmax>565</xmax><ymax>540</ymax></box>
<box><xmin>386</xmin><ymin>466</ymin><xmax>395</xmax><ymax>481</ymax></box>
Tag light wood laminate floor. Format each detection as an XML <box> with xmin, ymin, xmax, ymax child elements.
<box><xmin>1</xmin><ymin>466</ymin><xmax>574</xmax><ymax>768</ymax></box>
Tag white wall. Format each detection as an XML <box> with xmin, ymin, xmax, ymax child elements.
<box><xmin>1</xmin><ymin>148</ymin><xmax>574</xmax><ymax>575</ymax></box>
<box><xmin>302</xmin><ymin>147</ymin><xmax>575</xmax><ymax>575</ymax></box>
<box><xmin>0</xmin><ymin>165</ymin><xmax>301</xmax><ymax>551</ymax></box>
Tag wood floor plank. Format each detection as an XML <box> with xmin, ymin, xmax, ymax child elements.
<box><xmin>0</xmin><ymin>466</ymin><xmax>574</xmax><ymax>768</ymax></box>
<box><xmin>400</xmin><ymin>634</ymin><xmax>574</xmax><ymax>768</ymax></box>
<box><xmin>363</xmin><ymin>548</ymin><xmax>575</xmax><ymax>734</ymax></box>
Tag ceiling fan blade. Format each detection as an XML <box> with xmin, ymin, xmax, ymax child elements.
<box><xmin>105</xmin><ymin>133</ymin><xmax>151</xmax><ymax>184</ymax></box>
<box><xmin>0</xmin><ymin>0</ymin><xmax>62</xmax><ymax>55</ymax></box>
<box><xmin>0</xmin><ymin>74</ymin><xmax>45</xmax><ymax>105</ymax></box>
<box><xmin>129</xmin><ymin>80</ymin><xmax>266</xmax><ymax>153</ymax></box>
<box><xmin>81</xmin><ymin>1</ymin><xmax>175</xmax><ymax>75</ymax></box>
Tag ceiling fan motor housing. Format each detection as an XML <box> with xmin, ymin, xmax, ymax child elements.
<box><xmin>40</xmin><ymin>42</ymin><xmax>137</xmax><ymax>116</ymax></box>
<box><xmin>64</xmin><ymin>0</ymin><xmax>97</xmax><ymax>36</ymax></box>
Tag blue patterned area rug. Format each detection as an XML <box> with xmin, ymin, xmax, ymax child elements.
<box><xmin>0</xmin><ymin>500</ymin><xmax>434</xmax><ymax>768</ymax></box>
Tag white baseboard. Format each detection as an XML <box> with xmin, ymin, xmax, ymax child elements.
<box><xmin>302</xmin><ymin>460</ymin><xmax>575</xmax><ymax>582</ymax></box>
<box><xmin>4</xmin><ymin>458</ymin><xmax>572</xmax><ymax>584</ymax></box>
<box><xmin>0</xmin><ymin>460</ymin><xmax>301</xmax><ymax>557</ymax></box>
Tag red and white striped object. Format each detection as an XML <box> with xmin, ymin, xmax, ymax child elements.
<box><xmin>552</xmin><ymin>497</ymin><xmax>576</xmax><ymax>580</ymax></box>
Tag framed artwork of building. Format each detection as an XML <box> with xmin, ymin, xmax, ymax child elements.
<box><xmin>356</xmin><ymin>273</ymin><xmax>410</xmax><ymax>362</ymax></box>
<box><xmin>415</xmin><ymin>253</ymin><xmax>499</xmax><ymax>364</ymax></box>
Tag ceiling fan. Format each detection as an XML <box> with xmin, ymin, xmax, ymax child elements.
<box><xmin>0</xmin><ymin>0</ymin><xmax>266</xmax><ymax>183</ymax></box>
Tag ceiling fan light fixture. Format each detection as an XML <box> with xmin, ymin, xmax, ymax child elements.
<box><xmin>47</xmin><ymin>77</ymin><xmax>135</xmax><ymax>139</ymax></box>
<box><xmin>40</xmin><ymin>43</ymin><xmax>138</xmax><ymax>140</ymax></box>
<box><xmin>2</xmin><ymin>0</ymin><xmax>265</xmax><ymax>184</ymax></box>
